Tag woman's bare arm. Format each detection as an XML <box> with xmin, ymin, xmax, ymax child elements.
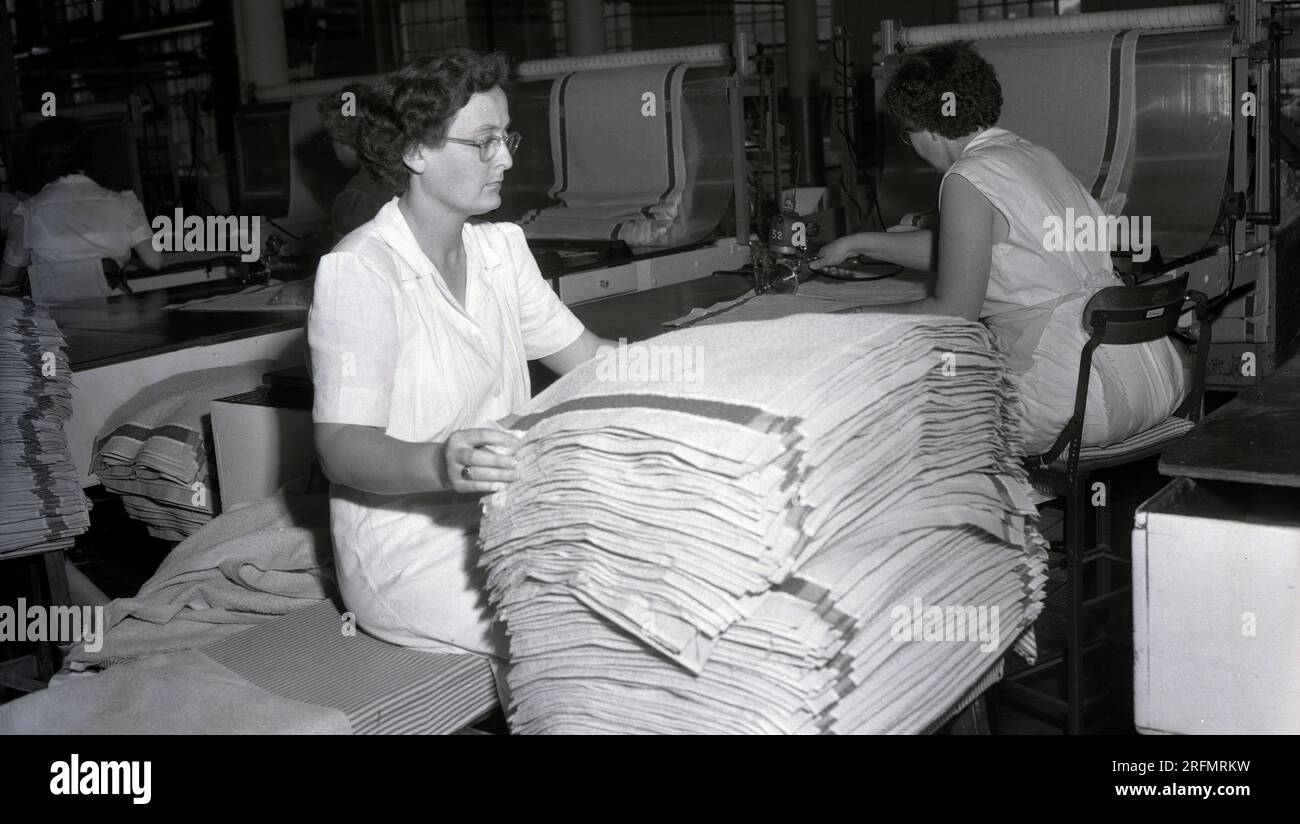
<box><xmin>131</xmin><ymin>239</ymin><xmax>164</xmax><ymax>271</ymax></box>
<box><xmin>831</xmin><ymin>175</ymin><xmax>998</xmax><ymax>321</ymax></box>
<box><xmin>539</xmin><ymin>328</ymin><xmax>615</xmax><ymax>376</ymax></box>
<box><xmin>314</xmin><ymin>422</ymin><xmax>518</xmax><ymax>495</ymax></box>
<box><xmin>811</xmin><ymin>229</ymin><xmax>938</xmax><ymax>273</ymax></box>
<box><xmin>315</xmin><ymin>422</ymin><xmax>441</xmax><ymax>494</ymax></box>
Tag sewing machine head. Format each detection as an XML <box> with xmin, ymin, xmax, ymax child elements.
<box><xmin>753</xmin><ymin>204</ymin><xmax>821</xmax><ymax>293</ymax></box>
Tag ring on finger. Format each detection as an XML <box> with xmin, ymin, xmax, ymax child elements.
<box><xmin>461</xmin><ymin>465</ymin><xmax>473</xmax><ymax>481</ymax></box>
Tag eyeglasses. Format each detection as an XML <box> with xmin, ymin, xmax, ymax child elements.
<box><xmin>443</xmin><ymin>131</ymin><xmax>522</xmax><ymax>162</ymax></box>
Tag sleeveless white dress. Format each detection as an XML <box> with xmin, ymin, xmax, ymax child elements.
<box><xmin>942</xmin><ymin>128</ymin><xmax>1188</xmax><ymax>453</ymax></box>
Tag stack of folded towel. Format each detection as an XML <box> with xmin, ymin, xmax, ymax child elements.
<box><xmin>92</xmin><ymin>361</ymin><xmax>272</xmax><ymax>540</ymax></box>
<box><xmin>0</xmin><ymin>297</ymin><xmax>91</xmax><ymax>556</ymax></box>
<box><xmin>480</xmin><ymin>313</ymin><xmax>1046</xmax><ymax>734</ymax></box>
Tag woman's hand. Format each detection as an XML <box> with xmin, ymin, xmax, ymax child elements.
<box><xmin>442</xmin><ymin>428</ymin><xmax>521</xmax><ymax>494</ymax></box>
<box><xmin>810</xmin><ymin>234</ymin><xmax>872</xmax><ymax>271</ymax></box>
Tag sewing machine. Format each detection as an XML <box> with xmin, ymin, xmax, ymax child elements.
<box><xmin>873</xmin><ymin>0</ymin><xmax>1300</xmax><ymax>388</ymax></box>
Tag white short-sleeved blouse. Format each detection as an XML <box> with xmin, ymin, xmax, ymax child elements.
<box><xmin>308</xmin><ymin>198</ymin><xmax>585</xmax><ymax>658</ymax></box>
<box><xmin>2</xmin><ymin>175</ymin><xmax>154</xmax><ymax>268</ymax></box>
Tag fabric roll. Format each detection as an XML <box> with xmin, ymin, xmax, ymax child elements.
<box><xmin>977</xmin><ymin>34</ymin><xmax>1128</xmax><ymax>201</ymax></box>
<box><xmin>518</xmin><ymin>63</ymin><xmax>728</xmax><ymax>248</ymax></box>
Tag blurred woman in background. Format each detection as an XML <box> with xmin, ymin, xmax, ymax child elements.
<box><xmin>318</xmin><ymin>84</ymin><xmax>399</xmax><ymax>242</ymax></box>
<box><xmin>1</xmin><ymin>117</ymin><xmax>161</xmax><ymax>302</ymax></box>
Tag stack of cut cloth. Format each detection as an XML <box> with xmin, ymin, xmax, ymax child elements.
<box><xmin>480</xmin><ymin>313</ymin><xmax>1047</xmax><ymax>734</ymax></box>
<box><xmin>92</xmin><ymin>361</ymin><xmax>271</xmax><ymax>540</ymax></box>
<box><xmin>0</xmin><ymin>297</ymin><xmax>90</xmax><ymax>556</ymax></box>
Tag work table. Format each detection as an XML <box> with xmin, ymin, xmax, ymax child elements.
<box><xmin>54</xmin><ymin>263</ymin><xmax>757</xmax><ymax>372</ymax></box>
<box><xmin>54</xmin><ymin>267</ymin><xmax>313</xmax><ymax>372</ymax></box>
<box><xmin>1159</xmin><ymin>353</ymin><xmax>1300</xmax><ymax>489</ymax></box>
<box><xmin>568</xmin><ymin>273</ymin><xmax>753</xmax><ymax>341</ymax></box>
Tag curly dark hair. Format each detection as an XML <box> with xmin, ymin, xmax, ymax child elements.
<box><xmin>318</xmin><ymin>83</ymin><xmax>377</xmax><ymax>149</ymax></box>
<box><xmin>355</xmin><ymin>48</ymin><xmax>511</xmax><ymax>193</ymax></box>
<box><xmin>883</xmin><ymin>41</ymin><xmax>1002</xmax><ymax>139</ymax></box>
<box><xmin>23</xmin><ymin>117</ymin><xmax>91</xmax><ymax>190</ymax></box>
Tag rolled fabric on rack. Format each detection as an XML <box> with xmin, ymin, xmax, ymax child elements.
<box><xmin>515</xmin><ymin>64</ymin><xmax>734</xmax><ymax>250</ymax></box>
<box><xmin>515</xmin><ymin>44</ymin><xmax>732</xmax><ymax>78</ymax></box>
<box><xmin>895</xmin><ymin>3</ymin><xmax>1226</xmax><ymax>48</ymax></box>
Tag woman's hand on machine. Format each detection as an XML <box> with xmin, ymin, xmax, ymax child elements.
<box><xmin>442</xmin><ymin>428</ymin><xmax>521</xmax><ymax>494</ymax></box>
<box><xmin>809</xmin><ymin>236</ymin><xmax>865</xmax><ymax>271</ymax></box>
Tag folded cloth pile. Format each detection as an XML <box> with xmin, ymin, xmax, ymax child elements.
<box><xmin>0</xmin><ymin>297</ymin><xmax>90</xmax><ymax>556</ymax></box>
<box><xmin>480</xmin><ymin>313</ymin><xmax>1047</xmax><ymax>734</ymax></box>
<box><xmin>0</xmin><ymin>649</ymin><xmax>352</xmax><ymax>735</ymax></box>
<box><xmin>65</xmin><ymin>492</ymin><xmax>336</xmax><ymax>670</ymax></box>
<box><xmin>92</xmin><ymin>360</ymin><xmax>272</xmax><ymax>540</ymax></box>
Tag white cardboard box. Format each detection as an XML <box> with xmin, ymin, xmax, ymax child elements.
<box><xmin>211</xmin><ymin>388</ymin><xmax>316</xmax><ymax>510</ymax></box>
<box><xmin>1132</xmin><ymin>477</ymin><xmax>1300</xmax><ymax>734</ymax></box>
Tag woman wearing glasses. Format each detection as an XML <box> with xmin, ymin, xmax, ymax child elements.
<box><xmin>812</xmin><ymin>42</ymin><xmax>1187</xmax><ymax>454</ymax></box>
<box><xmin>308</xmin><ymin>49</ymin><xmax>611</xmax><ymax>662</ymax></box>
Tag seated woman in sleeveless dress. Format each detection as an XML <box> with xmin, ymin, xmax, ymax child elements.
<box><xmin>812</xmin><ymin>42</ymin><xmax>1188</xmax><ymax>454</ymax></box>
<box><xmin>308</xmin><ymin>49</ymin><xmax>612</xmax><ymax>662</ymax></box>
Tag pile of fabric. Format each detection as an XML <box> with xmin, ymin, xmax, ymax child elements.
<box><xmin>64</xmin><ymin>492</ymin><xmax>336</xmax><ymax>670</ymax></box>
<box><xmin>92</xmin><ymin>361</ymin><xmax>271</xmax><ymax>540</ymax></box>
<box><xmin>0</xmin><ymin>296</ymin><xmax>90</xmax><ymax>557</ymax></box>
<box><xmin>2</xmin><ymin>493</ymin><xmax>351</xmax><ymax>735</ymax></box>
<box><xmin>480</xmin><ymin>313</ymin><xmax>1046</xmax><ymax>734</ymax></box>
